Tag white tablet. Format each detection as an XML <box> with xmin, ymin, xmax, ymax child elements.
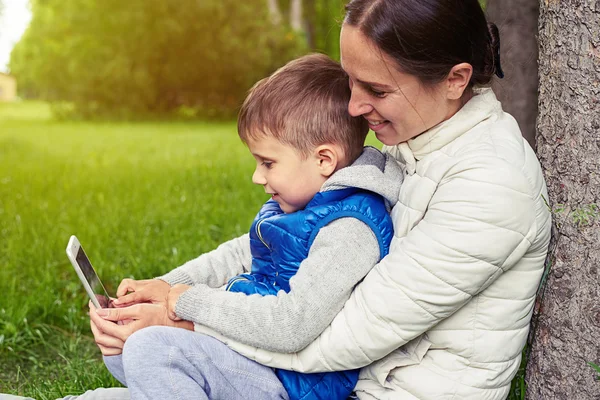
<box><xmin>66</xmin><ymin>235</ymin><xmax>113</xmax><ymax>309</ymax></box>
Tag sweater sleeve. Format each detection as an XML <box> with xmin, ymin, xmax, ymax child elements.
<box><xmin>158</xmin><ymin>234</ymin><xmax>252</xmax><ymax>288</ymax></box>
<box><xmin>194</xmin><ymin>155</ymin><xmax>540</xmax><ymax>372</ymax></box>
<box><xmin>174</xmin><ymin>217</ymin><xmax>380</xmax><ymax>353</ymax></box>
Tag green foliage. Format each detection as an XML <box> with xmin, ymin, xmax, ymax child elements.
<box><xmin>9</xmin><ymin>0</ymin><xmax>307</xmax><ymax>119</ymax></box>
<box><xmin>571</xmin><ymin>203</ymin><xmax>599</xmax><ymax>227</ymax></box>
<box><xmin>550</xmin><ymin>202</ymin><xmax>599</xmax><ymax>227</ymax></box>
<box><xmin>304</xmin><ymin>0</ymin><xmax>345</xmax><ymax>61</ymax></box>
<box><xmin>589</xmin><ymin>362</ymin><xmax>600</xmax><ymax>379</ymax></box>
<box><xmin>507</xmin><ymin>348</ymin><xmax>527</xmax><ymax>400</ymax></box>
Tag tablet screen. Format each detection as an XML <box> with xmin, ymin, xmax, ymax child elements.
<box><xmin>76</xmin><ymin>246</ymin><xmax>112</xmax><ymax>308</ymax></box>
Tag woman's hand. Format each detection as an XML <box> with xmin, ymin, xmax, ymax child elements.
<box><xmin>90</xmin><ymin>301</ymin><xmax>125</xmax><ymax>356</ymax></box>
<box><xmin>166</xmin><ymin>284</ymin><xmax>192</xmax><ymax>321</ymax></box>
<box><xmin>89</xmin><ymin>300</ymin><xmax>193</xmax><ymax>356</ymax></box>
<box><xmin>112</xmin><ymin>278</ymin><xmax>170</xmax><ymax>306</ymax></box>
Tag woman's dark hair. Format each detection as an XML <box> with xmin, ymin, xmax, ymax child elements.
<box><xmin>344</xmin><ymin>0</ymin><xmax>504</xmax><ymax>87</ymax></box>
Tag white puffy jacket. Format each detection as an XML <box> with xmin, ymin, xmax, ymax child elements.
<box><xmin>197</xmin><ymin>89</ymin><xmax>552</xmax><ymax>399</ymax></box>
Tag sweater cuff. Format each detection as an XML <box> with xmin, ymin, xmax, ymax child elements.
<box><xmin>174</xmin><ymin>284</ymin><xmax>211</xmax><ymax>321</ymax></box>
<box><xmin>157</xmin><ymin>269</ymin><xmax>195</xmax><ymax>286</ymax></box>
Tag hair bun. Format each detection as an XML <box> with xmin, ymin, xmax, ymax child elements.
<box><xmin>488</xmin><ymin>23</ymin><xmax>504</xmax><ymax>79</ymax></box>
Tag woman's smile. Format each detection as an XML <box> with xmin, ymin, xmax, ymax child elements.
<box><xmin>365</xmin><ymin>118</ymin><xmax>390</xmax><ymax>132</ymax></box>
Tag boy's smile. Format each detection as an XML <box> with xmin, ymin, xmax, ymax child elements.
<box><xmin>247</xmin><ymin>135</ymin><xmax>329</xmax><ymax>214</ymax></box>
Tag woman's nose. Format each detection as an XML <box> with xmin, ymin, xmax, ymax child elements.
<box><xmin>252</xmin><ymin>168</ymin><xmax>266</xmax><ymax>185</ymax></box>
<box><xmin>348</xmin><ymin>88</ymin><xmax>373</xmax><ymax>117</ymax></box>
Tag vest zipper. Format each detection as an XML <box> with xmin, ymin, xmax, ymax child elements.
<box><xmin>256</xmin><ymin>219</ymin><xmax>269</xmax><ymax>250</ymax></box>
<box><xmin>226</xmin><ymin>219</ymin><xmax>271</xmax><ymax>292</ymax></box>
<box><xmin>225</xmin><ymin>276</ymin><xmax>245</xmax><ymax>291</ymax></box>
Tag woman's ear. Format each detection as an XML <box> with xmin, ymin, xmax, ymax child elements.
<box><xmin>314</xmin><ymin>144</ymin><xmax>340</xmax><ymax>178</ymax></box>
<box><xmin>446</xmin><ymin>63</ymin><xmax>473</xmax><ymax>100</ymax></box>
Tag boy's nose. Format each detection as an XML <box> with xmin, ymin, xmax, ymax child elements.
<box><xmin>252</xmin><ymin>168</ymin><xmax>266</xmax><ymax>185</ymax></box>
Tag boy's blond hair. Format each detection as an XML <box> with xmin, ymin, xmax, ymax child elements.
<box><xmin>238</xmin><ymin>53</ymin><xmax>369</xmax><ymax>165</ymax></box>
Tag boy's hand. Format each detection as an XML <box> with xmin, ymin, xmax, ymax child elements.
<box><xmin>112</xmin><ymin>278</ymin><xmax>170</xmax><ymax>307</ymax></box>
<box><xmin>167</xmin><ymin>284</ymin><xmax>192</xmax><ymax>321</ymax></box>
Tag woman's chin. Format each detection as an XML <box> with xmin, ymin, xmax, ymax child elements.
<box><xmin>374</xmin><ymin>130</ymin><xmax>402</xmax><ymax>146</ymax></box>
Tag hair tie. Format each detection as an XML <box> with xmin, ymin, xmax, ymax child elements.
<box><xmin>494</xmin><ymin>42</ymin><xmax>504</xmax><ymax>79</ymax></box>
<box><xmin>488</xmin><ymin>23</ymin><xmax>504</xmax><ymax>79</ymax></box>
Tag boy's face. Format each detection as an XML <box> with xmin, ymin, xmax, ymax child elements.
<box><xmin>247</xmin><ymin>135</ymin><xmax>328</xmax><ymax>213</ymax></box>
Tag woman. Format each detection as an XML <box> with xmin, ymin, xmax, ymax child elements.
<box><xmin>180</xmin><ymin>1</ymin><xmax>551</xmax><ymax>398</ymax></box>
<box><xmin>14</xmin><ymin>0</ymin><xmax>549</xmax><ymax>399</ymax></box>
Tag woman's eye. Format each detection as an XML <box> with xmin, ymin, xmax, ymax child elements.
<box><xmin>368</xmin><ymin>87</ymin><xmax>386</xmax><ymax>98</ymax></box>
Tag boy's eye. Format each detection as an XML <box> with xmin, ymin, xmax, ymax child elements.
<box><xmin>262</xmin><ymin>161</ymin><xmax>273</xmax><ymax>169</ymax></box>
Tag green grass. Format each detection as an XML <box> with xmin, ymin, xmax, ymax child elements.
<box><xmin>0</xmin><ymin>101</ymin><xmax>526</xmax><ymax>399</ymax></box>
<box><xmin>0</xmin><ymin>101</ymin><xmax>266</xmax><ymax>397</ymax></box>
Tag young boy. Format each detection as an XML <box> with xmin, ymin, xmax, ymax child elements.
<box><xmin>103</xmin><ymin>54</ymin><xmax>403</xmax><ymax>400</ymax></box>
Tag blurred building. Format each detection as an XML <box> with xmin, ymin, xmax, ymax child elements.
<box><xmin>0</xmin><ymin>72</ymin><xmax>17</xmax><ymax>102</ymax></box>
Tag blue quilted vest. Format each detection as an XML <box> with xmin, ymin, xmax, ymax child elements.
<box><xmin>226</xmin><ymin>187</ymin><xmax>393</xmax><ymax>400</ymax></box>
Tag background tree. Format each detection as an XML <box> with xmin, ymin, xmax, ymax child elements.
<box><xmin>9</xmin><ymin>0</ymin><xmax>306</xmax><ymax>119</ymax></box>
<box><xmin>304</xmin><ymin>0</ymin><xmax>344</xmax><ymax>61</ymax></box>
<box><xmin>268</xmin><ymin>0</ymin><xmax>283</xmax><ymax>24</ymax></box>
<box><xmin>268</xmin><ymin>0</ymin><xmax>345</xmax><ymax>60</ymax></box>
<box><xmin>526</xmin><ymin>0</ymin><xmax>600</xmax><ymax>398</ymax></box>
<box><xmin>290</xmin><ymin>0</ymin><xmax>303</xmax><ymax>31</ymax></box>
<box><xmin>486</xmin><ymin>0</ymin><xmax>539</xmax><ymax>148</ymax></box>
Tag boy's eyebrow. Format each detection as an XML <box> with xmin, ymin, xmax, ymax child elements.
<box><xmin>250</xmin><ymin>151</ymin><xmax>273</xmax><ymax>160</ymax></box>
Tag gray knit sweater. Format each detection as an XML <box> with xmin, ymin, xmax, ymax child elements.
<box><xmin>159</xmin><ymin>146</ymin><xmax>403</xmax><ymax>353</ymax></box>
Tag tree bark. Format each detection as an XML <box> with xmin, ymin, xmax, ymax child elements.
<box><xmin>290</xmin><ymin>0</ymin><xmax>303</xmax><ymax>31</ymax></box>
<box><xmin>486</xmin><ymin>0</ymin><xmax>539</xmax><ymax>149</ymax></box>
<box><xmin>526</xmin><ymin>1</ymin><xmax>600</xmax><ymax>399</ymax></box>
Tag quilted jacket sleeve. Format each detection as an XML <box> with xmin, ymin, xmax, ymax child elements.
<box><xmin>199</xmin><ymin>154</ymin><xmax>540</xmax><ymax>372</ymax></box>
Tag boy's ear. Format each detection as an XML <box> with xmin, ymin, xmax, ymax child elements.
<box><xmin>446</xmin><ymin>62</ymin><xmax>473</xmax><ymax>100</ymax></box>
<box><xmin>314</xmin><ymin>144</ymin><xmax>340</xmax><ymax>178</ymax></box>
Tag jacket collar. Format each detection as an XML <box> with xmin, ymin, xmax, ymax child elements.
<box><xmin>383</xmin><ymin>88</ymin><xmax>502</xmax><ymax>172</ymax></box>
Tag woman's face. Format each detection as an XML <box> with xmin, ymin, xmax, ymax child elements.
<box><xmin>340</xmin><ymin>24</ymin><xmax>455</xmax><ymax>146</ymax></box>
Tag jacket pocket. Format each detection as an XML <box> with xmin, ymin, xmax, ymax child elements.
<box><xmin>359</xmin><ymin>334</ymin><xmax>432</xmax><ymax>388</ymax></box>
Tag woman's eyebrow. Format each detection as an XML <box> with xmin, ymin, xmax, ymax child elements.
<box><xmin>356</xmin><ymin>78</ymin><xmax>394</xmax><ymax>91</ymax></box>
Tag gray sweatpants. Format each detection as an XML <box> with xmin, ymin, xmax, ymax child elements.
<box><xmin>1</xmin><ymin>326</ymin><xmax>288</xmax><ymax>400</ymax></box>
<box><xmin>104</xmin><ymin>325</ymin><xmax>288</xmax><ymax>400</ymax></box>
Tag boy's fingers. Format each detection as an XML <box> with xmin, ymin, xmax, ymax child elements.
<box><xmin>116</xmin><ymin>278</ymin><xmax>137</xmax><ymax>297</ymax></box>
<box><xmin>113</xmin><ymin>292</ymin><xmax>140</xmax><ymax>305</ymax></box>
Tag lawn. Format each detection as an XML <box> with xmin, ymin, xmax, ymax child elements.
<box><xmin>0</xmin><ymin>101</ymin><xmax>525</xmax><ymax>400</ymax></box>
<box><xmin>0</xmin><ymin>101</ymin><xmax>267</xmax><ymax>398</ymax></box>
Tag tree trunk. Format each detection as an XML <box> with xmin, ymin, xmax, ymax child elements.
<box><xmin>267</xmin><ymin>0</ymin><xmax>282</xmax><ymax>25</ymax></box>
<box><xmin>526</xmin><ymin>1</ymin><xmax>600</xmax><ymax>399</ymax></box>
<box><xmin>486</xmin><ymin>0</ymin><xmax>539</xmax><ymax>149</ymax></box>
<box><xmin>304</xmin><ymin>0</ymin><xmax>316</xmax><ymax>50</ymax></box>
<box><xmin>290</xmin><ymin>0</ymin><xmax>303</xmax><ymax>31</ymax></box>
